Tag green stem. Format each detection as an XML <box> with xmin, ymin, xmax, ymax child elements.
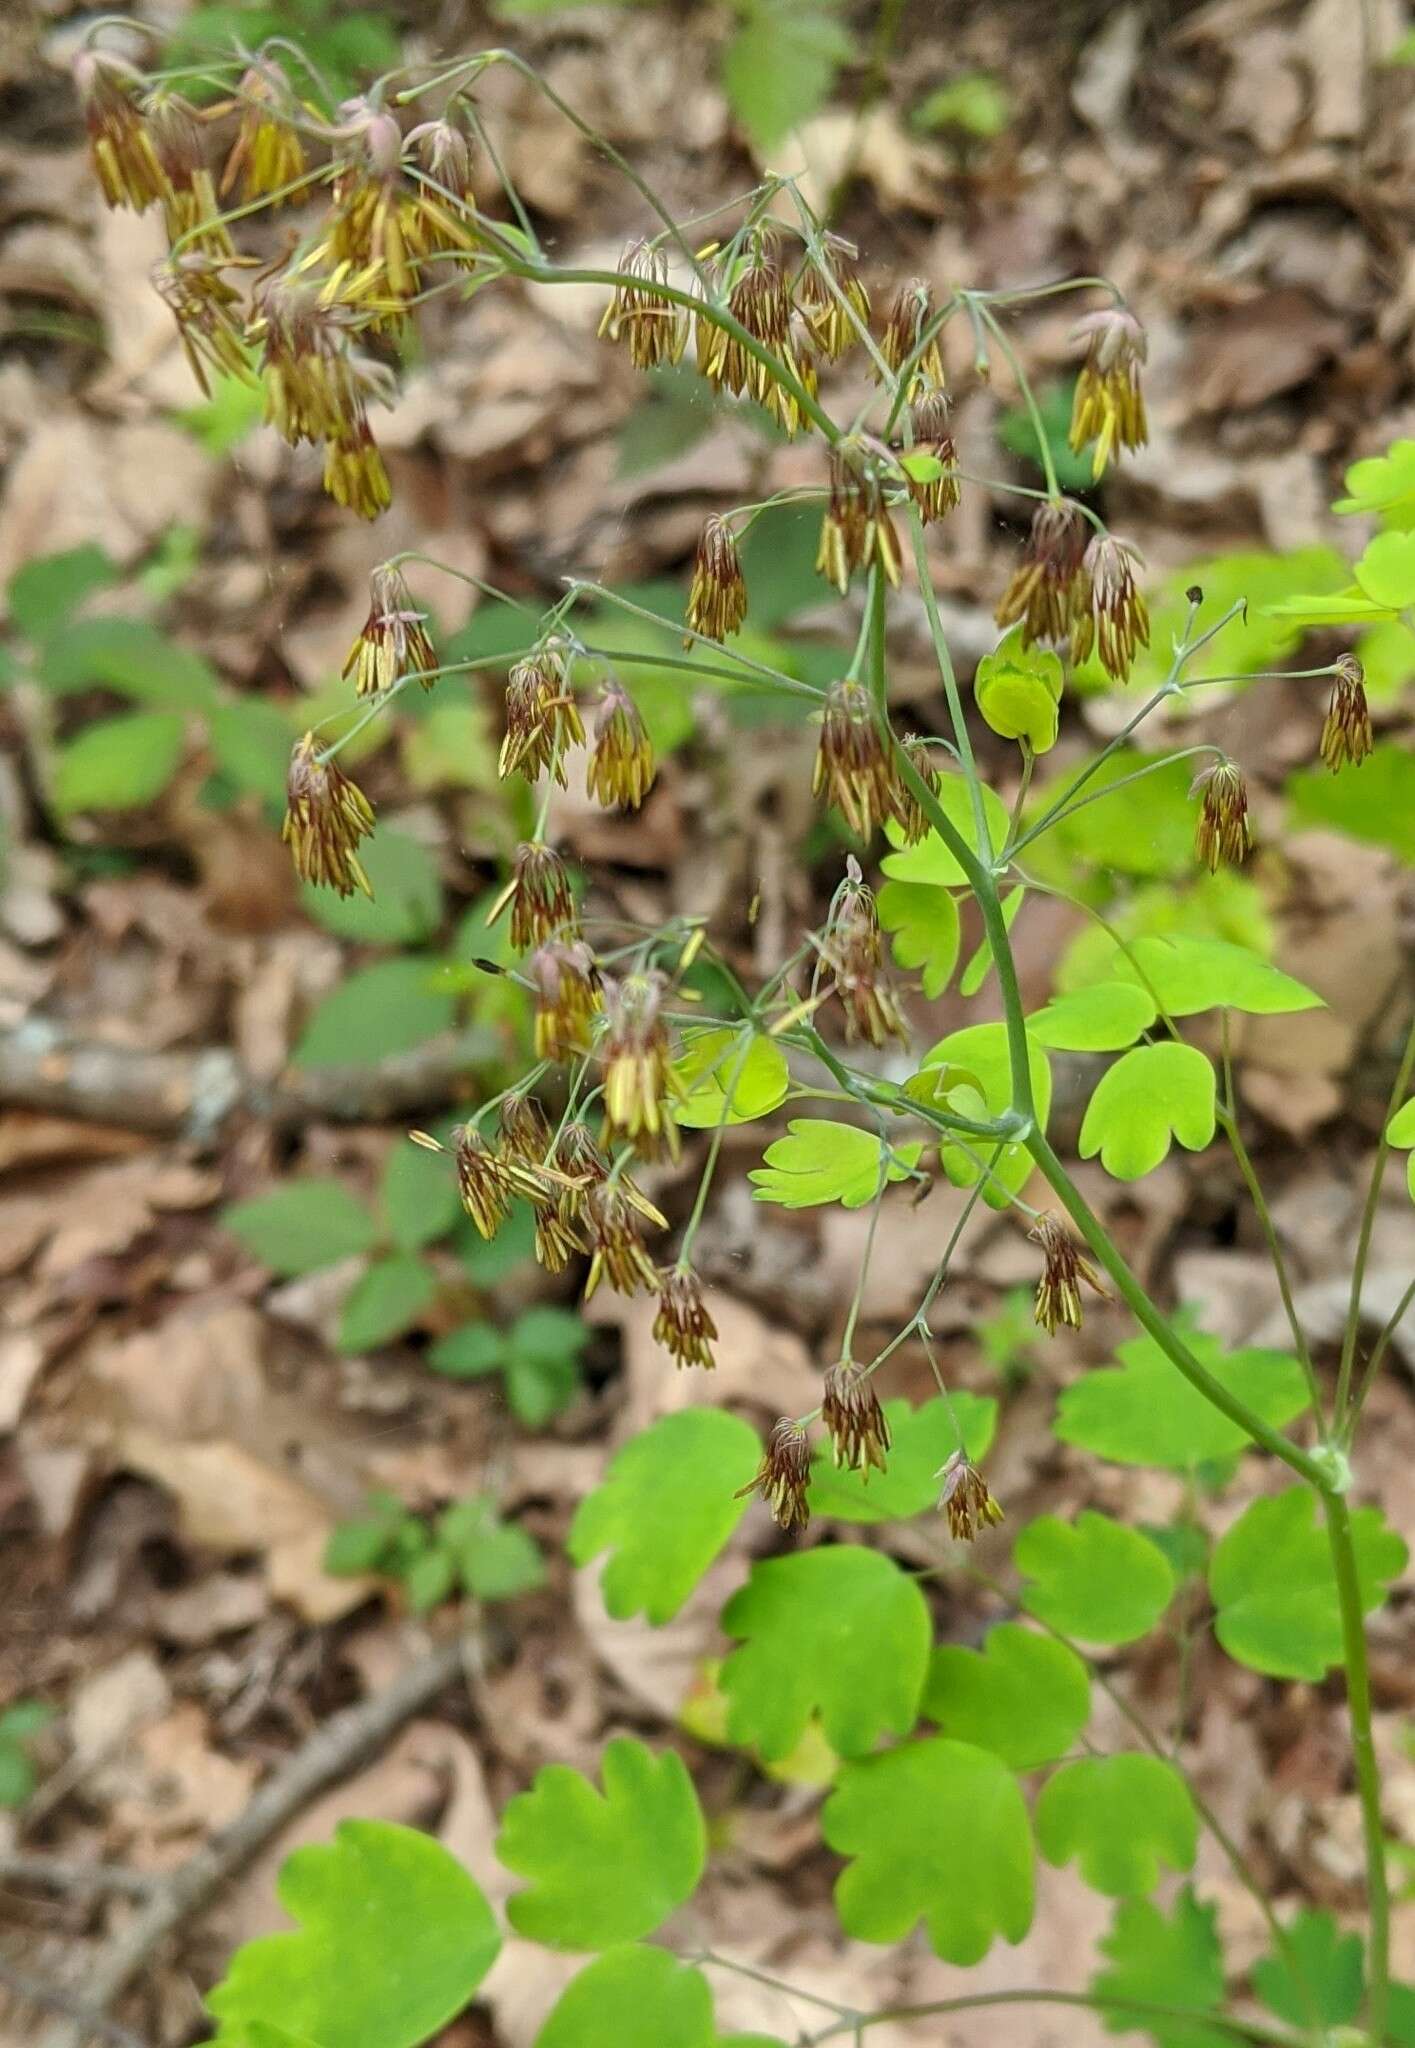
<box><xmin>1335</xmin><ymin>1013</ymin><xmax>1415</xmax><ymax>1431</ymax></box>
<box><xmin>1325</xmin><ymin>1493</ymin><xmax>1389</xmax><ymax>2044</ymax></box>
<box><xmin>1350</xmin><ymin>1273</ymin><xmax>1415</xmax><ymax>1425</ymax></box>
<box><xmin>676</xmin><ymin>1032</ymin><xmax>755</xmax><ymax>1266</ymax></box>
<box><xmin>805</xmin><ymin>1989</ymin><xmax>1299</xmax><ymax>2047</ymax></box>
<box><xmin>975</xmin><ymin>301</ymin><xmax>1060</xmax><ymax>500</ymax></box>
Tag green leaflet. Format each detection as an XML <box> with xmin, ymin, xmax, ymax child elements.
<box><xmin>922</xmin><ymin>1624</ymin><xmax>1090</xmax><ymax>1771</ymax></box>
<box><xmin>1015</xmin><ymin>1512</ymin><xmax>1175</xmax><ymax>1645</ymax></box>
<box><xmin>1209</xmin><ymin>1488</ymin><xmax>1408</xmax><ymax>1680</ymax></box>
<box><xmin>1035</xmin><ymin>1755</ymin><xmax>1198</xmax><ymax>1896</ymax></box>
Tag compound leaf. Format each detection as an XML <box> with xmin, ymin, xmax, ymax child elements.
<box><xmin>1016</xmin><ymin>1512</ymin><xmax>1175</xmax><ymax>1645</ymax></box>
<box><xmin>1091</xmin><ymin>1891</ymin><xmax>1230</xmax><ymax>2048</ymax></box>
<box><xmin>1035</xmin><ymin>1755</ymin><xmax>1197</xmax><ymax>1896</ymax></box>
<box><xmin>822</xmin><ymin>1738</ymin><xmax>1034</xmax><ymax>1964</ymax></box>
<box><xmin>922</xmin><ymin>1623</ymin><xmax>1090</xmax><ymax>1771</ymax></box>
<box><xmin>807</xmin><ymin>1392</ymin><xmax>996</xmax><ymax>1523</ymax></box>
<box><xmin>1335</xmin><ymin>437</ymin><xmax>1415</xmax><ymax>525</ymax></box>
<box><xmin>749</xmin><ymin>1120</ymin><xmax>922</xmax><ymax>1209</ymax></box>
<box><xmin>534</xmin><ymin>1947</ymin><xmax>715</xmax><ymax>2048</ymax></box>
<box><xmin>567</xmin><ymin>1409</ymin><xmax>760</xmax><ymax>1624</ymax></box>
<box><xmin>206</xmin><ymin>1820</ymin><xmax>499</xmax><ymax>2048</ymax></box>
<box><xmin>1209</xmin><ymin>1488</ymin><xmax>1407</xmax><ymax>1680</ymax></box>
<box><xmin>720</xmin><ymin>1547</ymin><xmax>930</xmax><ymax>1761</ymax></box>
<box><xmin>223</xmin><ymin>1181</ymin><xmax>376</xmax><ymax>1278</ymax></box>
<box><xmin>1079</xmin><ymin>1043</ymin><xmax>1216</xmax><ymax>1180</ymax></box>
<box><xmin>1054</xmin><ymin>1327</ymin><xmax>1309</xmax><ymax>1471</ymax></box>
<box><xmin>1251</xmin><ymin>1909</ymin><xmax>1363</xmax><ymax>2029</ymax></box>
<box><xmin>497</xmin><ymin>1737</ymin><xmax>705</xmax><ymax>1949</ymax></box>
<box><xmin>1099</xmin><ymin>935</ymin><xmax>1322</xmax><ymax>1017</ymax></box>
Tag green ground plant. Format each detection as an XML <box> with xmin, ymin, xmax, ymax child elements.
<box><xmin>65</xmin><ymin>23</ymin><xmax>1415</xmax><ymax>2048</ymax></box>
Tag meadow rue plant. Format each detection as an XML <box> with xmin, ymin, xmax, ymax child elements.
<box><xmin>77</xmin><ymin>23</ymin><xmax>1415</xmax><ymax>2048</ymax></box>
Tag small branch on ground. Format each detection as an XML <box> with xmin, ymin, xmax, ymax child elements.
<box><xmin>0</xmin><ymin>1857</ymin><xmax>158</xmax><ymax>1900</ymax></box>
<box><xmin>0</xmin><ymin>1952</ymin><xmax>151</xmax><ymax>2048</ymax></box>
<box><xmin>38</xmin><ymin>1631</ymin><xmax>479</xmax><ymax>2048</ymax></box>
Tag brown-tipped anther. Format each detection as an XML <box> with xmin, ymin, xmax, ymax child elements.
<box><xmin>1192</xmin><ymin>760</ymin><xmax>1253</xmax><ymax>872</ymax></box>
<box><xmin>499</xmin><ymin>648</ymin><xmax>585</xmax><ymax>787</ymax></box>
<box><xmin>451</xmin><ymin>1125</ymin><xmax>549</xmax><ymax>1241</ymax></box>
<box><xmin>586</xmin><ymin>680</ymin><xmax>655</xmax><ymax>811</ymax></box>
<box><xmin>146</xmin><ymin>91</ymin><xmax>233</xmax><ymax>258</ymax></box>
<box><xmin>878</xmin><ymin>277</ymin><xmax>946</xmax><ymax>398</ymax></box>
<box><xmin>816</xmin><ymin>439</ymin><xmax>902</xmax><ymax>595</ymax></box>
<box><xmin>721</xmin><ymin>244</ymin><xmax>792</xmax><ymax>402</ymax></box>
<box><xmin>798</xmin><ymin>233</ymin><xmax>871</xmax><ymax>362</ymax></box>
<box><xmin>995</xmin><ymin>498</ymin><xmax>1092</xmax><ymax>648</ymax></box>
<box><xmin>821</xmin><ymin>1360</ymin><xmax>891</xmax><ymax>1474</ymax></box>
<box><xmin>1068</xmin><ymin>306</ymin><xmax>1148</xmax><ymax>478</ymax></box>
<box><xmin>408</xmin><ymin>113</ymin><xmax>480</xmax><ymax>253</ymax></box>
<box><xmin>489</xmin><ymin>842</ymin><xmax>578</xmax><ymax>951</ymax></box>
<box><xmin>1320</xmin><ymin>655</ymin><xmax>1373</xmax><ymax>773</ymax></box>
<box><xmin>821</xmin><ymin>864</ymin><xmax>908</xmax><ymax>1048</ymax></box>
<box><xmin>499</xmin><ymin>1091</ymin><xmax>555</xmax><ymax>1167</ymax></box>
<box><xmin>583</xmin><ymin>1180</ymin><xmax>661</xmax><ymax>1300</ymax></box>
<box><xmin>343</xmin><ymin>565</ymin><xmax>437</xmax><ymax>697</ymax></box>
<box><xmin>598</xmin><ymin>239</ymin><xmax>687</xmax><ymax>371</ymax></box>
<box><xmin>936</xmin><ymin>1449</ymin><xmax>1004</xmax><ymax>1542</ymax></box>
<box><xmin>1071</xmin><ymin>534</ymin><xmax>1150</xmax><ymax>681</ymax></box>
<box><xmin>890</xmin><ymin>732</ymin><xmax>943</xmax><ymax>846</ymax></box>
<box><xmin>601</xmin><ymin>970</ymin><xmax>681</xmax><ymax>1159</ymax></box>
<box><xmin>281</xmin><ymin>734</ymin><xmax>375</xmax><ymax>897</ymax></box>
<box><xmin>528</xmin><ymin>939</ymin><xmax>602</xmax><ymax>1061</ymax></box>
<box><xmin>75</xmin><ymin>50</ymin><xmax>169</xmax><ymax>212</ymax></box>
<box><xmin>153</xmin><ymin>254</ymin><xmax>253</xmax><ymax>397</ymax></box>
<box><xmin>906</xmin><ymin>387</ymin><xmax>961</xmax><ymax>524</ymax></box>
<box><xmin>1029</xmin><ymin>1213</ymin><xmax>1108</xmax><ymax>1334</ymax></box>
<box><xmin>554</xmin><ymin>1120</ymin><xmax>610</xmax><ymax>1190</ymax></box>
<box><xmin>686</xmin><ymin>516</ymin><xmax>748</xmax><ymax>642</ymax></box>
<box><xmin>737</xmin><ymin>1420</ymin><xmax>812</xmax><ymax>1532</ymax></box>
<box><xmin>222</xmin><ymin>59</ymin><xmax>306</xmax><ymax>202</ymax></box>
<box><xmin>813</xmin><ymin>679</ymin><xmax>895</xmax><ymax>839</ymax></box>
<box><xmin>653</xmin><ymin>1266</ymin><xmax>718</xmax><ymax>1369</ymax></box>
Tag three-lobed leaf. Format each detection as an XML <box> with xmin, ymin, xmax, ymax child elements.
<box><xmin>823</xmin><ymin>1738</ymin><xmax>1034</xmax><ymax>1964</ymax></box>
<box><xmin>1054</xmin><ymin>1326</ymin><xmax>1309</xmax><ymax>1471</ymax></box>
<box><xmin>720</xmin><ymin>1547</ymin><xmax>931</xmax><ymax>1761</ymax></box>
<box><xmin>1027</xmin><ymin>981</ymin><xmax>1157</xmax><ymax>1052</ymax></box>
<box><xmin>876</xmin><ymin>879</ymin><xmax>961</xmax><ymax>997</ymax></box>
<box><xmin>534</xmin><ymin>1945</ymin><xmax>715</xmax><ymax>2048</ymax></box>
<box><xmin>206</xmin><ymin>1820</ymin><xmax>499</xmax><ymax>2048</ymax></box>
<box><xmin>1079</xmin><ymin>1042</ymin><xmax>1216</xmax><ymax>1180</ymax></box>
<box><xmin>568</xmin><ymin>1409</ymin><xmax>761</xmax><ymax>1623</ymax></box>
<box><xmin>1209</xmin><ymin>1487</ymin><xmax>1408</xmax><ymax>1680</ymax></box>
<box><xmin>497</xmin><ymin>1737</ymin><xmax>704</xmax><ymax>1949</ymax></box>
<box><xmin>675</xmin><ymin>1029</ymin><xmax>790</xmax><ymax>1128</ymax></box>
<box><xmin>1091</xmin><ymin>1890</ymin><xmax>1230</xmax><ymax>2048</ymax></box>
<box><xmin>1015</xmin><ymin>1512</ymin><xmax>1175</xmax><ymax>1645</ymax></box>
<box><xmin>1251</xmin><ymin>1909</ymin><xmax>1363</xmax><ymax>2029</ymax></box>
<box><xmin>749</xmin><ymin>1121</ymin><xmax>922</xmax><ymax>1209</ymax></box>
<box><xmin>922</xmin><ymin>1623</ymin><xmax>1090</xmax><ymax>1771</ymax></box>
<box><xmin>1081</xmin><ymin>934</ymin><xmax>1321</xmax><ymax>1018</ymax></box>
<box><xmin>1035</xmin><ymin>1755</ymin><xmax>1197</xmax><ymax>1896</ymax></box>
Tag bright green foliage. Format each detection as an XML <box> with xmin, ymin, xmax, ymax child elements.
<box><xmin>302</xmin><ymin>832</ymin><xmax>444</xmax><ymax>946</ymax></box>
<box><xmin>1091</xmin><ymin>1890</ymin><xmax>1230</xmax><ymax>2048</ymax></box>
<box><xmin>1035</xmin><ymin>1755</ymin><xmax>1198</xmax><ymax>1896</ymax></box>
<box><xmin>402</xmin><ymin>702</ymin><xmax>500</xmax><ymax>795</ymax></box>
<box><xmin>913</xmin><ymin>71</ymin><xmax>1012</xmax><ymax>138</ymax></box>
<box><xmin>1054</xmin><ymin>1327</ymin><xmax>1309</xmax><ymax>1471</ymax></box>
<box><xmin>1288</xmin><ymin>746</ymin><xmax>1415</xmax><ymax>864</ymax></box>
<box><xmin>439</xmin><ymin>1494</ymin><xmax>547</xmax><ymax>1600</ymax></box>
<box><xmin>823</xmin><ymin>1738</ymin><xmax>1034</xmax><ymax>1963</ymax></box>
<box><xmin>567</xmin><ymin>1409</ymin><xmax>760</xmax><ymax>1623</ymax></box>
<box><xmin>749</xmin><ymin>1121</ymin><xmax>923</xmax><ymax>1208</ymax></box>
<box><xmin>1209</xmin><ymin>1488</ymin><xmax>1407</xmax><ymax>1680</ymax></box>
<box><xmin>675</xmin><ymin>1029</ymin><xmax>790</xmax><ymax>1127</ymax></box>
<box><xmin>52</xmin><ymin>710</ymin><xmax>186</xmax><ymax>814</ymax></box>
<box><xmin>1336</xmin><ymin>436</ymin><xmax>1415</xmax><ymax>523</ymax></box>
<box><xmin>338</xmin><ymin>1253</ymin><xmax>437</xmax><ymax>1352</ymax></box>
<box><xmin>1079</xmin><ymin>1043</ymin><xmax>1216</xmax><ymax>1180</ymax></box>
<box><xmin>720</xmin><ymin>1547</ymin><xmax>930</xmax><ymax>1761</ymax></box>
<box><xmin>325</xmin><ymin>1490</ymin><xmax>544</xmax><ymax>1608</ymax></box>
<box><xmin>922</xmin><ymin>1624</ymin><xmax>1090</xmax><ymax>1770</ymax></box>
<box><xmin>1027</xmin><ymin>982</ymin><xmax>1157</xmax><ymax>1052</ymax></box>
<box><xmin>207</xmin><ymin>698</ymin><xmax>295</xmax><ymax>806</ymax></box>
<box><xmin>294</xmin><ymin>959</ymin><xmax>457</xmax><ymax>1068</ymax></box>
<box><xmin>206</xmin><ymin>1820</ymin><xmax>500</xmax><ymax>2048</ymax></box>
<box><xmin>1354</xmin><ymin>529</ymin><xmax>1415</xmax><ymax>608</ymax></box>
<box><xmin>0</xmin><ymin>1702</ymin><xmax>52</xmax><ymax>1807</ymax></box>
<box><xmin>1388</xmin><ymin>1095</ymin><xmax>1415</xmax><ymax>1201</ymax></box>
<box><xmin>721</xmin><ymin>0</ymin><xmax>854</xmax><ymax>155</ymax></box>
<box><xmin>39</xmin><ymin>616</ymin><xmax>218</xmax><ymax>703</ymax></box>
<box><xmin>429</xmin><ymin>1307</ymin><xmax>589</xmax><ymax>1427</ymax></box>
<box><xmin>1250</xmin><ymin>1909</ymin><xmax>1363</xmax><ymax>2029</ymax></box>
<box><xmin>7</xmin><ymin>542</ymin><xmax>115</xmax><ymax>639</ymax></box>
<box><xmin>881</xmin><ymin>775</ymin><xmax>1011</xmax><ymax>879</ymax></box>
<box><xmin>1056</xmin><ymin>875</ymin><xmax>1273</xmax><ymax>998</ymax></box>
<box><xmin>807</xmin><ymin>1392</ymin><xmax>996</xmax><ymax>1522</ymax></box>
<box><xmin>877</xmin><ymin>878</ymin><xmax>961</xmax><ymax>997</ymax></box>
<box><xmin>224</xmin><ymin>1181</ymin><xmax>377</xmax><ymax>1277</ymax></box>
<box><xmin>1088</xmin><ymin>934</ymin><xmax>1321</xmax><ymax>1018</ymax></box>
<box><xmin>1117</xmin><ymin>546</ymin><xmax>1347</xmax><ymax>690</ymax></box>
<box><xmin>1026</xmin><ymin>751</ymin><xmax>1197</xmax><ymax>882</ymax></box>
<box><xmin>1015</xmin><ymin>1513</ymin><xmax>1175</xmax><ymax>1645</ymax></box>
<box><xmin>974</xmin><ymin>631</ymin><xmax>1064</xmax><ymax>753</ymax></box>
<box><xmin>535</xmin><ymin>1947</ymin><xmax>715</xmax><ymax>2048</ymax></box>
<box><xmin>497</xmin><ymin>1738</ymin><xmax>705</xmax><ymax>1949</ymax></box>
<box><xmin>381</xmin><ymin>1141</ymin><xmax>462</xmax><ymax>1252</ymax></box>
<box><xmin>921</xmin><ymin>1021</ymin><xmax>1051</xmax><ymax>1207</ymax></box>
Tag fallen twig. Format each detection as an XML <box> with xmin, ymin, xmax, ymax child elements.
<box><xmin>0</xmin><ymin>1019</ymin><xmax>498</xmax><ymax>1144</ymax></box>
<box><xmin>0</xmin><ymin>1856</ymin><xmax>157</xmax><ymax>1901</ymax></box>
<box><xmin>0</xmin><ymin>1952</ymin><xmax>150</xmax><ymax>2048</ymax></box>
<box><xmin>40</xmin><ymin>1631</ymin><xmax>477</xmax><ymax>2048</ymax></box>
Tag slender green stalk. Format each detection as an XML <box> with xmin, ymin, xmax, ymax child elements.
<box><xmin>1325</xmin><ymin>1494</ymin><xmax>1390</xmax><ymax>2043</ymax></box>
<box><xmin>676</xmin><ymin>1032</ymin><xmax>755</xmax><ymax>1266</ymax></box>
<box><xmin>805</xmin><ymin>1988</ymin><xmax>1299</xmax><ymax>2047</ymax></box>
<box><xmin>1350</xmin><ymin>1273</ymin><xmax>1415</xmax><ymax>1424</ymax></box>
<box><xmin>1335</xmin><ymin>1013</ymin><xmax>1415</xmax><ymax>1430</ymax></box>
<box><xmin>975</xmin><ymin>301</ymin><xmax>1060</xmax><ymax>500</ymax></box>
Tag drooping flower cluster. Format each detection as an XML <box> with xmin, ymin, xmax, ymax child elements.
<box><xmin>821</xmin><ymin>1360</ymin><xmax>891</xmax><ymax>1474</ymax></box>
<box><xmin>937</xmin><ymin>1450</ymin><xmax>1004</xmax><ymax>1542</ymax></box>
<box><xmin>1030</xmin><ymin>1214</ymin><xmax>1108</xmax><ymax>1334</ymax></box>
<box><xmin>818</xmin><ymin>864</ymin><xmax>908</xmax><ymax>1048</ymax></box>
<box><xmin>816</xmin><ymin>439</ymin><xmax>903</xmax><ymax>595</ymax></box>
<box><xmin>877</xmin><ymin>277</ymin><xmax>946</xmax><ymax>399</ymax></box>
<box><xmin>499</xmin><ymin>647</ymin><xmax>585</xmax><ymax>786</ymax></box>
<box><xmin>281</xmin><ymin>734</ymin><xmax>375</xmax><ymax>897</ymax></box>
<box><xmin>653</xmin><ymin>1267</ymin><xmax>718</xmax><ymax>1370</ymax></box>
<box><xmin>1320</xmin><ymin>655</ymin><xmax>1373</xmax><ymax>772</ymax></box>
<box><xmin>490</xmin><ymin>842</ymin><xmax>579</xmax><ymax>950</ymax></box>
<box><xmin>587</xmin><ymin>681</ymin><xmax>655</xmax><ymax>811</ymax></box>
<box><xmin>1071</xmin><ymin>535</ymin><xmax>1150</xmax><ymax>682</ymax></box>
<box><xmin>1069</xmin><ymin>306</ymin><xmax>1148</xmax><ymax>478</ymax></box>
<box><xmin>343</xmin><ymin>565</ymin><xmax>438</xmax><ymax>697</ymax></box>
<box><xmin>905</xmin><ymin>387</ymin><xmax>961</xmax><ymax>525</ymax></box>
<box><xmin>812</xmin><ymin>680</ymin><xmax>894</xmax><ymax>838</ymax></box>
<box><xmin>737</xmin><ymin>1420</ymin><xmax>812</xmax><ymax>1532</ymax></box>
<box><xmin>1192</xmin><ymin>761</ymin><xmax>1253</xmax><ymax>872</ymax></box>
<box><xmin>996</xmin><ymin>499</ymin><xmax>1091</xmax><ymax>648</ymax></box>
<box><xmin>600</xmin><ymin>971</ymin><xmax>682</xmax><ymax>1159</ymax></box>
<box><xmin>685</xmin><ymin>517</ymin><xmax>748</xmax><ymax>642</ymax></box>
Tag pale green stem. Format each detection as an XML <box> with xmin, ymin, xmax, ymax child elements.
<box><xmin>975</xmin><ymin>300</ymin><xmax>1060</xmax><ymax>500</ymax></box>
<box><xmin>1350</xmin><ymin>1274</ymin><xmax>1415</xmax><ymax>1425</ymax></box>
<box><xmin>806</xmin><ymin>1989</ymin><xmax>1299</xmax><ymax>2047</ymax></box>
<box><xmin>1335</xmin><ymin>1012</ymin><xmax>1415</xmax><ymax>1431</ymax></box>
<box><xmin>1325</xmin><ymin>1494</ymin><xmax>1390</xmax><ymax>2044</ymax></box>
<box><xmin>676</xmin><ymin>1032</ymin><xmax>756</xmax><ymax>1268</ymax></box>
